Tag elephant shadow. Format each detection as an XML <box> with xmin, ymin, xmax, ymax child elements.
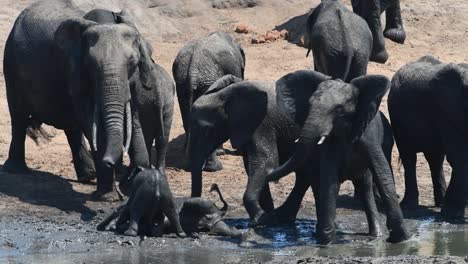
<box><xmin>274</xmin><ymin>9</ymin><xmax>313</xmax><ymax>46</ymax></box>
<box><xmin>0</xmin><ymin>166</ymin><xmax>96</xmax><ymax>221</ymax></box>
<box><xmin>164</xmin><ymin>134</ymin><xmax>189</xmax><ymax>171</ymax></box>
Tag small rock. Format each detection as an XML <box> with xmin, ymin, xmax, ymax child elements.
<box><xmin>123</xmin><ymin>240</ymin><xmax>134</xmax><ymax>246</ymax></box>
<box><xmin>264</xmin><ymin>30</ymin><xmax>281</xmax><ymax>42</ymax></box>
<box><xmin>251</xmin><ymin>35</ymin><xmax>265</xmax><ymax>44</ymax></box>
<box><xmin>235</xmin><ymin>24</ymin><xmax>249</xmax><ymax>34</ymax></box>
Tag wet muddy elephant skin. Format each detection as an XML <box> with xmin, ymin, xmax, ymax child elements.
<box><xmin>172</xmin><ymin>32</ymin><xmax>245</xmax><ymax>172</ymax></box>
<box><xmin>97</xmin><ymin>167</ymin><xmax>186</xmax><ymax>237</ymax></box>
<box><xmin>388</xmin><ymin>55</ymin><xmax>468</xmax><ymax>219</ymax></box>
<box><xmin>265</xmin><ymin>70</ymin><xmax>409</xmax><ymax>245</ymax></box>
<box><xmin>351</xmin><ymin>0</ymin><xmax>406</xmax><ymax>63</ymax></box>
<box><xmin>3</xmin><ymin>1</ymin><xmax>152</xmax><ymax>199</ymax></box>
<box><xmin>305</xmin><ymin>0</ymin><xmax>372</xmax><ymax>82</ymax></box>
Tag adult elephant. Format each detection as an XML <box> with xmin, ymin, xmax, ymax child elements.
<box><xmin>388</xmin><ymin>55</ymin><xmax>468</xmax><ymax>219</ymax></box>
<box><xmin>172</xmin><ymin>32</ymin><xmax>245</xmax><ymax>172</ymax></box>
<box><xmin>351</xmin><ymin>0</ymin><xmax>406</xmax><ymax>63</ymax></box>
<box><xmin>85</xmin><ymin>8</ymin><xmax>175</xmax><ymax>171</ymax></box>
<box><xmin>264</xmin><ymin>70</ymin><xmax>409</xmax><ymax>245</ymax></box>
<box><xmin>305</xmin><ymin>0</ymin><xmax>372</xmax><ymax>82</ymax></box>
<box><xmin>3</xmin><ymin>0</ymin><xmax>152</xmax><ymax>200</ymax></box>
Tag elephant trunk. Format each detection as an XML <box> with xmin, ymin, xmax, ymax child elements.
<box><xmin>266</xmin><ymin>115</ymin><xmax>329</xmax><ymax>182</ymax></box>
<box><xmin>98</xmin><ymin>63</ymin><xmax>130</xmax><ymax>167</ymax></box>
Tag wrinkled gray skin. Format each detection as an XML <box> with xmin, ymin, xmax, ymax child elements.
<box><xmin>264</xmin><ymin>70</ymin><xmax>409</xmax><ymax>245</ymax></box>
<box><xmin>388</xmin><ymin>55</ymin><xmax>468</xmax><ymax>220</ymax></box>
<box><xmin>305</xmin><ymin>0</ymin><xmax>372</xmax><ymax>82</ymax></box>
<box><xmin>351</xmin><ymin>0</ymin><xmax>406</xmax><ymax>63</ymax></box>
<box><xmin>3</xmin><ymin>0</ymin><xmax>152</xmax><ymax>199</ymax></box>
<box><xmin>172</xmin><ymin>32</ymin><xmax>245</xmax><ymax>173</ymax></box>
<box><xmin>98</xmin><ymin>177</ymin><xmax>243</xmax><ymax>239</ymax></box>
<box><xmin>84</xmin><ymin>9</ymin><xmax>176</xmax><ymax>171</ymax></box>
<box><xmin>97</xmin><ymin>167</ymin><xmax>186</xmax><ymax>237</ymax></box>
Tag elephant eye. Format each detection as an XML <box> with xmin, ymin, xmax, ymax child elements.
<box><xmin>86</xmin><ymin>33</ymin><xmax>99</xmax><ymax>47</ymax></box>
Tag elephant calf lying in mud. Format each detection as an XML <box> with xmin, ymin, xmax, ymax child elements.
<box><xmin>98</xmin><ymin>167</ymin><xmax>244</xmax><ymax>239</ymax></box>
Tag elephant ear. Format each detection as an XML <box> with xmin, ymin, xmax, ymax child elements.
<box><xmin>225</xmin><ymin>83</ymin><xmax>269</xmax><ymax>149</ymax></box>
<box><xmin>205</xmin><ymin>74</ymin><xmax>243</xmax><ymax>95</ymax></box>
<box><xmin>276</xmin><ymin>70</ymin><xmax>330</xmax><ymax>125</ymax></box>
<box><xmin>304</xmin><ymin>4</ymin><xmax>324</xmax><ymax>56</ymax></box>
<box><xmin>115</xmin><ymin>10</ymin><xmax>156</xmax><ymax>90</ymax></box>
<box><xmin>430</xmin><ymin>63</ymin><xmax>468</xmax><ymax>132</ymax></box>
<box><xmin>350</xmin><ymin>75</ymin><xmax>390</xmax><ymax>142</ymax></box>
<box><xmin>55</xmin><ymin>18</ymin><xmax>97</xmax><ymax>61</ymax></box>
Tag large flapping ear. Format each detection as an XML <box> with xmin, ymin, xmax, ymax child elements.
<box><xmin>225</xmin><ymin>82</ymin><xmax>269</xmax><ymax>149</ymax></box>
<box><xmin>304</xmin><ymin>4</ymin><xmax>324</xmax><ymax>56</ymax></box>
<box><xmin>350</xmin><ymin>75</ymin><xmax>390</xmax><ymax>142</ymax></box>
<box><xmin>430</xmin><ymin>63</ymin><xmax>468</xmax><ymax>132</ymax></box>
<box><xmin>54</xmin><ymin>18</ymin><xmax>97</xmax><ymax>60</ymax></box>
<box><xmin>276</xmin><ymin>70</ymin><xmax>331</xmax><ymax>125</ymax></box>
<box><xmin>205</xmin><ymin>74</ymin><xmax>243</xmax><ymax>95</ymax></box>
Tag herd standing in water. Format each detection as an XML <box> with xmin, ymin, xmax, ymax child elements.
<box><xmin>3</xmin><ymin>0</ymin><xmax>466</xmax><ymax>246</ymax></box>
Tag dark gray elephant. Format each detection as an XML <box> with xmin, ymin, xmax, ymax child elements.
<box><xmin>98</xmin><ymin>167</ymin><xmax>186</xmax><ymax>237</ymax></box>
<box><xmin>84</xmin><ymin>8</ymin><xmax>175</xmax><ymax>171</ymax></box>
<box><xmin>264</xmin><ymin>70</ymin><xmax>409</xmax><ymax>244</ymax></box>
<box><xmin>99</xmin><ymin>173</ymin><xmax>243</xmax><ymax>239</ymax></box>
<box><xmin>172</xmin><ymin>32</ymin><xmax>245</xmax><ymax>172</ymax></box>
<box><xmin>388</xmin><ymin>55</ymin><xmax>468</xmax><ymax>219</ymax></box>
<box><xmin>305</xmin><ymin>0</ymin><xmax>372</xmax><ymax>82</ymax></box>
<box><xmin>351</xmin><ymin>0</ymin><xmax>406</xmax><ymax>63</ymax></box>
<box><xmin>3</xmin><ymin>1</ymin><xmax>154</xmax><ymax>200</ymax></box>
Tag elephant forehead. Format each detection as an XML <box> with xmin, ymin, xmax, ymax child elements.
<box><xmin>85</xmin><ymin>24</ymin><xmax>137</xmax><ymax>40</ymax></box>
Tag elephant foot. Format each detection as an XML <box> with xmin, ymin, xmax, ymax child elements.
<box><xmin>400</xmin><ymin>196</ymin><xmax>419</xmax><ymax>209</ymax></box>
<box><xmin>123</xmin><ymin>228</ymin><xmax>138</xmax><ymax>237</ymax></box>
<box><xmin>3</xmin><ymin>158</ymin><xmax>30</xmax><ymax>174</ymax></box>
<box><xmin>176</xmin><ymin>231</ymin><xmax>187</xmax><ymax>238</ymax></box>
<box><xmin>76</xmin><ymin>171</ymin><xmax>96</xmax><ymax>184</ymax></box>
<box><xmin>315</xmin><ymin>226</ymin><xmax>336</xmax><ymax>245</ymax></box>
<box><xmin>203</xmin><ymin>157</ymin><xmax>223</xmax><ymax>172</ymax></box>
<box><xmin>441</xmin><ymin>205</ymin><xmax>464</xmax><ymax>223</ymax></box>
<box><xmin>387</xmin><ymin>226</ymin><xmax>410</xmax><ymax>243</ymax></box>
<box><xmin>91</xmin><ymin>189</ymin><xmax>121</xmax><ymax>202</ymax></box>
<box><xmin>383</xmin><ymin>27</ymin><xmax>406</xmax><ymax>44</ymax></box>
<box><xmin>370</xmin><ymin>49</ymin><xmax>389</xmax><ymax>64</ymax></box>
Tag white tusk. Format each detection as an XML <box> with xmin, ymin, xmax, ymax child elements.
<box><xmin>294</xmin><ymin>138</ymin><xmax>299</xmax><ymax>143</ymax></box>
<box><xmin>92</xmin><ymin>103</ymin><xmax>99</xmax><ymax>152</ymax></box>
<box><xmin>123</xmin><ymin>102</ymin><xmax>132</xmax><ymax>156</ymax></box>
<box><xmin>317</xmin><ymin>136</ymin><xmax>326</xmax><ymax>145</ymax></box>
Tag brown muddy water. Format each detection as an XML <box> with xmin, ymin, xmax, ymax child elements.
<box><xmin>1</xmin><ymin>213</ymin><xmax>468</xmax><ymax>264</ymax></box>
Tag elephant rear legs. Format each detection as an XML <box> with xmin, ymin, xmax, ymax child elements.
<box><xmin>4</xmin><ymin>112</ymin><xmax>29</xmax><ymax>174</ymax></box>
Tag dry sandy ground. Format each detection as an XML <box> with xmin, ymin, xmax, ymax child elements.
<box><xmin>0</xmin><ymin>0</ymin><xmax>468</xmax><ymax>262</ymax></box>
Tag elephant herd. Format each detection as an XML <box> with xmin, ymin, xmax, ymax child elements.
<box><xmin>3</xmin><ymin>0</ymin><xmax>467</xmax><ymax>246</ymax></box>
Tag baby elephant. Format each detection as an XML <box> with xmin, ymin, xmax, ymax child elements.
<box><xmin>98</xmin><ymin>167</ymin><xmax>186</xmax><ymax>238</ymax></box>
<box><xmin>98</xmin><ymin>170</ymin><xmax>243</xmax><ymax>239</ymax></box>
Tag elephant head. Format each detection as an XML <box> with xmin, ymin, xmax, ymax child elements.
<box><xmin>189</xmin><ymin>75</ymin><xmax>268</xmax><ymax>196</ymax></box>
<box><xmin>54</xmin><ymin>10</ymin><xmax>155</xmax><ymax>167</ymax></box>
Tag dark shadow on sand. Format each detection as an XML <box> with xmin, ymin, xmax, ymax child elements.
<box><xmin>274</xmin><ymin>9</ymin><xmax>312</xmax><ymax>45</ymax></box>
<box><xmin>0</xmin><ymin>165</ymin><xmax>96</xmax><ymax>221</ymax></box>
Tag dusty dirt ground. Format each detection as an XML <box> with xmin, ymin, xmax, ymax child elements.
<box><xmin>1</xmin><ymin>0</ymin><xmax>468</xmax><ymax>263</ymax></box>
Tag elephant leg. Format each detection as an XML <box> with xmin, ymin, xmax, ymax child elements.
<box><xmin>4</xmin><ymin>111</ymin><xmax>29</xmax><ymax>174</ymax></box>
<box><xmin>203</xmin><ymin>151</ymin><xmax>223</xmax><ymax>172</ymax></box>
<box><xmin>160</xmin><ymin>180</ymin><xmax>187</xmax><ymax>238</ymax></box>
<box><xmin>259</xmin><ymin>184</ymin><xmax>274</xmax><ymax>213</ymax></box>
<box><xmin>383</xmin><ymin>2</ymin><xmax>406</xmax><ymax>44</ymax></box>
<box><xmin>91</xmin><ymin>150</ymin><xmax>117</xmax><ymax>201</ymax></box>
<box><xmin>368</xmin><ymin>147</ymin><xmax>409</xmax><ymax>243</ymax></box>
<box><xmin>210</xmin><ymin>221</ymin><xmax>244</xmax><ymax>238</ymax></box>
<box><xmin>129</xmin><ymin>109</ymin><xmax>150</xmax><ymax>168</ymax></box>
<box><xmin>65</xmin><ymin>129</ymin><xmax>96</xmax><ymax>183</ymax></box>
<box><xmin>97</xmin><ymin>201</ymin><xmax>126</xmax><ymax>231</ymax></box>
<box><xmin>399</xmin><ymin>151</ymin><xmax>418</xmax><ymax>209</ymax></box>
<box><xmin>154</xmin><ymin>111</ymin><xmax>172</xmax><ymax>171</ymax></box>
<box><xmin>124</xmin><ymin>192</ymin><xmax>148</xmax><ymax>237</ymax></box>
<box><xmin>274</xmin><ymin>170</ymin><xmax>310</xmax><ymax>224</ymax></box>
<box><xmin>424</xmin><ymin>152</ymin><xmax>446</xmax><ymax>207</ymax></box>
<box><xmin>442</xmin><ymin>146</ymin><xmax>468</xmax><ymax>220</ymax></box>
<box><xmin>365</xmin><ymin>9</ymin><xmax>388</xmax><ymax>63</ymax></box>
<box><xmin>115</xmin><ymin>205</ymin><xmax>131</xmax><ymax>234</ymax></box>
<box><xmin>358</xmin><ymin>170</ymin><xmax>383</xmax><ymax>237</ymax></box>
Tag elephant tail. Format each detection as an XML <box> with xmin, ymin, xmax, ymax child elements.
<box><xmin>26</xmin><ymin>119</ymin><xmax>54</xmax><ymax>145</ymax></box>
<box><xmin>210</xmin><ymin>183</ymin><xmax>228</xmax><ymax>215</ymax></box>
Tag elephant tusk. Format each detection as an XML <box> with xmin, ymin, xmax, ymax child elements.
<box><xmin>92</xmin><ymin>103</ymin><xmax>99</xmax><ymax>152</ymax></box>
<box><xmin>294</xmin><ymin>138</ymin><xmax>299</xmax><ymax>143</ymax></box>
<box><xmin>123</xmin><ymin>101</ymin><xmax>132</xmax><ymax>157</ymax></box>
<box><xmin>317</xmin><ymin>136</ymin><xmax>326</xmax><ymax>145</ymax></box>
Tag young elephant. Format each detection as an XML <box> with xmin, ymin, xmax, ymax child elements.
<box><xmin>388</xmin><ymin>55</ymin><xmax>468</xmax><ymax>219</ymax></box>
<box><xmin>351</xmin><ymin>0</ymin><xmax>406</xmax><ymax>63</ymax></box>
<box><xmin>304</xmin><ymin>0</ymin><xmax>372</xmax><ymax>82</ymax></box>
<box><xmin>172</xmin><ymin>32</ymin><xmax>246</xmax><ymax>172</ymax></box>
<box><xmin>98</xmin><ymin>167</ymin><xmax>186</xmax><ymax>237</ymax></box>
<box><xmin>84</xmin><ymin>8</ymin><xmax>175</xmax><ymax>171</ymax></box>
<box><xmin>98</xmin><ymin>181</ymin><xmax>243</xmax><ymax>239</ymax></box>
<box><xmin>264</xmin><ymin>70</ymin><xmax>409</xmax><ymax>245</ymax></box>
